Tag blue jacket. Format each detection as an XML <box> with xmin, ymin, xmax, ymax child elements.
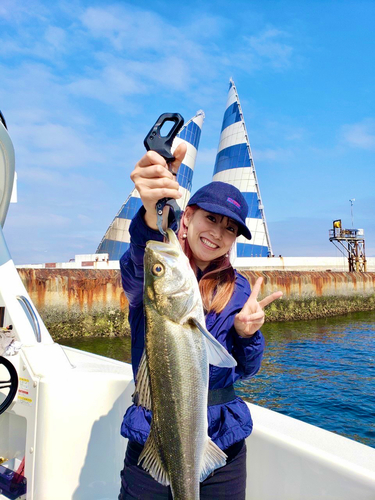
<box><xmin>120</xmin><ymin>207</ymin><xmax>265</xmax><ymax>451</ymax></box>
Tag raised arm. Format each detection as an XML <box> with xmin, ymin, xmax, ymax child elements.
<box><xmin>120</xmin><ymin>144</ymin><xmax>187</xmax><ymax>306</ymax></box>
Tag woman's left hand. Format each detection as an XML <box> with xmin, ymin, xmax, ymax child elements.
<box><xmin>234</xmin><ymin>277</ymin><xmax>283</xmax><ymax>337</ymax></box>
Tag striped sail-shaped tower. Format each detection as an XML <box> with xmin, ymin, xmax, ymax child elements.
<box><xmin>213</xmin><ymin>79</ymin><xmax>272</xmax><ymax>257</ymax></box>
<box><xmin>96</xmin><ymin>110</ymin><xmax>205</xmax><ymax>260</ymax></box>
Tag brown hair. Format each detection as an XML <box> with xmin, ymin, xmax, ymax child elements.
<box><xmin>177</xmin><ymin>206</ymin><xmax>236</xmax><ymax>314</ymax></box>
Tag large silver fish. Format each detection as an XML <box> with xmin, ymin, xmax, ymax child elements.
<box><xmin>134</xmin><ymin>229</ymin><xmax>236</xmax><ymax>500</ymax></box>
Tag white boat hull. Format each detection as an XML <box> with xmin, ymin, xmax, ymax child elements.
<box><xmin>2</xmin><ymin>344</ymin><xmax>375</xmax><ymax>499</ymax></box>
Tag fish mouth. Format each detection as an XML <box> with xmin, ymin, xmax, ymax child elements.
<box><xmin>146</xmin><ymin>229</ymin><xmax>180</xmax><ymax>257</ymax></box>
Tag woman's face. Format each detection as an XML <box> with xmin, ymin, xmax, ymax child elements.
<box><xmin>184</xmin><ymin>208</ymin><xmax>238</xmax><ymax>270</ymax></box>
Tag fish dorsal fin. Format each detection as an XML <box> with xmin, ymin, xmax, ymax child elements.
<box><xmin>138</xmin><ymin>431</ymin><xmax>170</xmax><ymax>486</ymax></box>
<box><xmin>133</xmin><ymin>350</ymin><xmax>152</xmax><ymax>410</ymax></box>
<box><xmin>200</xmin><ymin>438</ymin><xmax>227</xmax><ymax>482</ymax></box>
<box><xmin>191</xmin><ymin>318</ymin><xmax>237</xmax><ymax>368</ymax></box>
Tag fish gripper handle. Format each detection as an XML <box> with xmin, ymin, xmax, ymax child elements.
<box><xmin>144</xmin><ymin>113</ymin><xmax>184</xmax><ymax>163</ymax></box>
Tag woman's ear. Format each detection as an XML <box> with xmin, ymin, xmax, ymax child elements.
<box><xmin>183</xmin><ymin>206</ymin><xmax>193</xmax><ymax>226</ymax></box>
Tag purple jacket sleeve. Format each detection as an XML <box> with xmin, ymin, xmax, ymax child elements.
<box><xmin>232</xmin><ymin>329</ymin><xmax>265</xmax><ymax>379</ymax></box>
<box><xmin>231</xmin><ymin>273</ymin><xmax>265</xmax><ymax>379</ymax></box>
<box><xmin>206</xmin><ymin>272</ymin><xmax>265</xmax><ymax>384</ymax></box>
<box><xmin>120</xmin><ymin>207</ymin><xmax>166</xmax><ymax>376</ymax></box>
<box><xmin>120</xmin><ymin>207</ymin><xmax>164</xmax><ymax>307</ymax></box>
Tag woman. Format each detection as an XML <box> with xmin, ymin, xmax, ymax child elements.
<box><xmin>119</xmin><ymin>143</ymin><xmax>282</xmax><ymax>499</ymax></box>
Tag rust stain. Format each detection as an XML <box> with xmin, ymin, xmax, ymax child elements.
<box><xmin>313</xmin><ymin>273</ymin><xmax>323</xmax><ymax>296</ymax></box>
<box><xmin>17</xmin><ymin>269</ymin><xmax>375</xmax><ymax>312</ymax></box>
<box><xmin>36</xmin><ymin>276</ymin><xmax>46</xmax><ymax>306</ymax></box>
<box><xmin>239</xmin><ymin>270</ymin><xmax>375</xmax><ymax>300</ymax></box>
<box><xmin>120</xmin><ymin>291</ymin><xmax>127</xmax><ymax>310</ymax></box>
<box><xmin>351</xmin><ymin>273</ymin><xmax>357</xmax><ymax>291</ymax></box>
<box><xmin>17</xmin><ymin>269</ymin><xmax>125</xmax><ymax>311</ymax></box>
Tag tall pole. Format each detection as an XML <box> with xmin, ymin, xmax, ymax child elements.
<box><xmin>349</xmin><ymin>198</ymin><xmax>355</xmax><ymax>228</ymax></box>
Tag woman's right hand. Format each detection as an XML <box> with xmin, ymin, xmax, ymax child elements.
<box><xmin>130</xmin><ymin>143</ymin><xmax>187</xmax><ymax>230</ymax></box>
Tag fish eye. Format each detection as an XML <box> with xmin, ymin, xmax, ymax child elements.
<box><xmin>152</xmin><ymin>263</ymin><xmax>164</xmax><ymax>276</ymax></box>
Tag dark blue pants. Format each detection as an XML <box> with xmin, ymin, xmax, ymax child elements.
<box><xmin>119</xmin><ymin>440</ymin><xmax>246</xmax><ymax>499</ymax></box>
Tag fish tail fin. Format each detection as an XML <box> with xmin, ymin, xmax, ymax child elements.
<box><xmin>200</xmin><ymin>438</ymin><xmax>227</xmax><ymax>482</ymax></box>
<box><xmin>138</xmin><ymin>431</ymin><xmax>170</xmax><ymax>486</ymax></box>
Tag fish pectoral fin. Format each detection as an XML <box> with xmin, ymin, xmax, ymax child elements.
<box><xmin>191</xmin><ymin>318</ymin><xmax>237</xmax><ymax>368</ymax></box>
<box><xmin>133</xmin><ymin>350</ymin><xmax>152</xmax><ymax>410</ymax></box>
<box><xmin>200</xmin><ymin>438</ymin><xmax>227</xmax><ymax>483</ymax></box>
<box><xmin>138</xmin><ymin>431</ymin><xmax>170</xmax><ymax>486</ymax></box>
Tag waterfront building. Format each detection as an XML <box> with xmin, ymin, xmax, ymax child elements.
<box><xmin>96</xmin><ymin>110</ymin><xmax>205</xmax><ymax>260</ymax></box>
<box><xmin>213</xmin><ymin>79</ymin><xmax>272</xmax><ymax>257</ymax></box>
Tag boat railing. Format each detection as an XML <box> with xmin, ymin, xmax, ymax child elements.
<box><xmin>16</xmin><ymin>295</ymin><xmax>41</xmax><ymax>343</ymax></box>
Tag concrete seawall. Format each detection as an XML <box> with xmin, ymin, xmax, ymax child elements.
<box><xmin>17</xmin><ymin>269</ymin><xmax>375</xmax><ymax>339</ymax></box>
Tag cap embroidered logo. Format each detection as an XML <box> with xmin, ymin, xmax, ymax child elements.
<box><xmin>227</xmin><ymin>197</ymin><xmax>241</xmax><ymax>209</ymax></box>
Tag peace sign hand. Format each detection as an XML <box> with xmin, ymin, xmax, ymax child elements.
<box><xmin>234</xmin><ymin>277</ymin><xmax>283</xmax><ymax>338</ymax></box>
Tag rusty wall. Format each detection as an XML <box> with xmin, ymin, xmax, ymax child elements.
<box><xmin>240</xmin><ymin>270</ymin><xmax>375</xmax><ymax>299</ymax></box>
<box><xmin>15</xmin><ymin>269</ymin><xmax>375</xmax><ymax>335</ymax></box>
<box><xmin>18</xmin><ymin>268</ymin><xmax>128</xmax><ymax>313</ymax></box>
<box><xmin>18</xmin><ymin>269</ymin><xmax>375</xmax><ymax>312</ymax></box>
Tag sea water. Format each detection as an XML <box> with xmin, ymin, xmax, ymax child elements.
<box><xmin>236</xmin><ymin>310</ymin><xmax>375</xmax><ymax>448</ymax></box>
<box><xmin>60</xmin><ymin>310</ymin><xmax>375</xmax><ymax>448</ymax></box>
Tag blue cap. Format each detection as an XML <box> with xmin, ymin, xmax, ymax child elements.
<box><xmin>187</xmin><ymin>181</ymin><xmax>251</xmax><ymax>240</ymax></box>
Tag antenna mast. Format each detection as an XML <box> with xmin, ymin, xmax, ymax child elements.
<box><xmin>329</xmin><ymin>219</ymin><xmax>367</xmax><ymax>272</ymax></box>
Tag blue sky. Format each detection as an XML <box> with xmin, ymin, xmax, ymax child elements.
<box><xmin>1</xmin><ymin>0</ymin><xmax>374</xmax><ymax>264</ymax></box>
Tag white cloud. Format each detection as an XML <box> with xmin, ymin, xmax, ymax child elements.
<box><xmin>243</xmin><ymin>28</ymin><xmax>294</xmax><ymax>70</ymax></box>
<box><xmin>44</xmin><ymin>25</ymin><xmax>67</xmax><ymax>50</ymax></box>
<box><xmin>68</xmin><ymin>69</ymin><xmax>146</xmax><ymax>105</ymax></box>
<box><xmin>68</xmin><ymin>52</ymin><xmax>193</xmax><ymax>105</ymax></box>
<box><xmin>0</xmin><ymin>63</ymin><xmax>79</xmax><ymax>123</ymax></box>
<box><xmin>80</xmin><ymin>6</ymin><xmax>170</xmax><ymax>52</ymax></box>
<box><xmin>0</xmin><ymin>0</ymin><xmax>42</xmax><ymax>21</ymax></box>
<box><xmin>78</xmin><ymin>5</ymin><xmax>213</xmax><ymax>92</ymax></box>
<box><xmin>127</xmin><ymin>57</ymin><xmax>192</xmax><ymax>91</ymax></box>
<box><xmin>0</xmin><ymin>16</ymin><xmax>69</xmax><ymax>61</ymax></box>
<box><xmin>253</xmin><ymin>147</ymin><xmax>294</xmax><ymax>162</ymax></box>
<box><xmin>77</xmin><ymin>214</ymin><xmax>92</xmax><ymax>225</ymax></box>
<box><xmin>7</xmin><ymin>211</ymin><xmax>70</xmax><ymax>229</ymax></box>
<box><xmin>12</xmin><ymin>122</ymin><xmax>106</xmax><ymax>169</ymax></box>
<box><xmin>342</xmin><ymin>119</ymin><xmax>375</xmax><ymax>150</ymax></box>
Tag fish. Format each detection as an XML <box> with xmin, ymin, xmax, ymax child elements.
<box><xmin>133</xmin><ymin>228</ymin><xmax>237</xmax><ymax>500</ymax></box>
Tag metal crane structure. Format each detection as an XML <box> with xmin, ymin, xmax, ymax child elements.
<box><xmin>329</xmin><ymin>219</ymin><xmax>367</xmax><ymax>272</ymax></box>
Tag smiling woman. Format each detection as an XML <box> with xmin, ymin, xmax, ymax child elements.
<box><xmin>179</xmin><ymin>205</ymin><xmax>239</xmax><ymax>315</ymax></box>
<box><xmin>180</xmin><ymin>206</ymin><xmax>238</xmax><ymax>313</ymax></box>
<box><xmin>118</xmin><ymin>144</ymin><xmax>283</xmax><ymax>499</ymax></box>
<box><xmin>182</xmin><ymin>208</ymin><xmax>238</xmax><ymax>266</ymax></box>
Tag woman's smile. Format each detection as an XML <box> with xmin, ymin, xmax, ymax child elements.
<box><xmin>184</xmin><ymin>208</ymin><xmax>238</xmax><ymax>269</ymax></box>
<box><xmin>200</xmin><ymin>237</ymin><xmax>219</xmax><ymax>249</ymax></box>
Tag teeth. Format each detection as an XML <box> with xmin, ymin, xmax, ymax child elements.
<box><xmin>201</xmin><ymin>238</ymin><xmax>218</xmax><ymax>249</ymax></box>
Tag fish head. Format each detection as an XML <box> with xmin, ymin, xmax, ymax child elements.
<box><xmin>144</xmin><ymin>229</ymin><xmax>202</xmax><ymax>323</ymax></box>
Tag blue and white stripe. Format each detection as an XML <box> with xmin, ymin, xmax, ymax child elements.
<box><xmin>97</xmin><ymin>110</ymin><xmax>205</xmax><ymax>260</ymax></box>
<box><xmin>213</xmin><ymin>79</ymin><xmax>272</xmax><ymax>257</ymax></box>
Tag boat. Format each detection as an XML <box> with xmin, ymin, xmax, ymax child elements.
<box><xmin>1</xmin><ymin>115</ymin><xmax>375</xmax><ymax>499</ymax></box>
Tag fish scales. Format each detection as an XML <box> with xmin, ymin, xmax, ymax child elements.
<box><xmin>145</xmin><ymin>312</ymin><xmax>207</xmax><ymax>499</ymax></box>
<box><xmin>134</xmin><ymin>229</ymin><xmax>237</xmax><ymax>500</ymax></box>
